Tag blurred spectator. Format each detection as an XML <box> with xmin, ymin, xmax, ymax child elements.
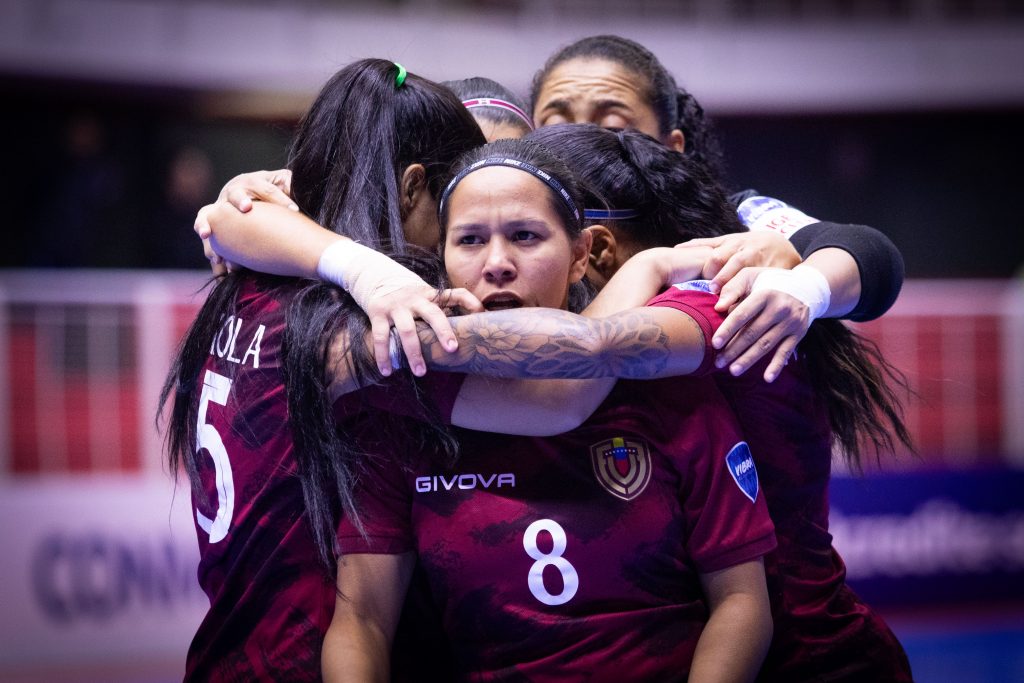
<box><xmin>145</xmin><ymin>146</ymin><xmax>215</xmax><ymax>268</ymax></box>
<box><xmin>30</xmin><ymin>113</ymin><xmax>134</xmax><ymax>267</ymax></box>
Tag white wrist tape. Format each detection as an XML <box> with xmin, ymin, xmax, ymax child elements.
<box><xmin>751</xmin><ymin>264</ymin><xmax>832</xmax><ymax>322</ymax></box>
<box><xmin>315</xmin><ymin>239</ymin><xmax>423</xmax><ymax>311</ymax></box>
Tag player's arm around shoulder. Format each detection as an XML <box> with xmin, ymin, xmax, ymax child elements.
<box><xmin>323</xmin><ymin>551</ymin><xmax>416</xmax><ymax>682</ymax></box>
<box><xmin>690</xmin><ymin>557</ymin><xmax>772</xmax><ymax>683</ymax></box>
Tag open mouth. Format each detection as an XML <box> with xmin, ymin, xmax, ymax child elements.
<box><xmin>482</xmin><ymin>294</ymin><xmax>523</xmax><ymax>311</ymax></box>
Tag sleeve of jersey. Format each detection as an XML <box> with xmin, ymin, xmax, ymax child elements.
<box><xmin>789</xmin><ymin>221</ymin><xmax>905</xmax><ymax>322</ymax></box>
<box><xmin>332</xmin><ymin>371</ymin><xmax>468</xmax><ymax>425</ymax></box>
<box><xmin>335</xmin><ymin>442</ymin><xmax>417</xmax><ymax>556</ymax></box>
<box><xmin>681</xmin><ymin>393</ymin><xmax>777</xmax><ymax>574</ymax></box>
<box><xmin>645</xmin><ymin>283</ymin><xmax>726</xmax><ymax>376</ymax></box>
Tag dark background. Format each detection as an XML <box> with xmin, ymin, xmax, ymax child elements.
<box><xmin>6</xmin><ymin>76</ymin><xmax>1021</xmax><ymax>277</ymax></box>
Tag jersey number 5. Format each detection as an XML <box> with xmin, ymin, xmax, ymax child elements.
<box><xmin>523</xmin><ymin>519</ymin><xmax>579</xmax><ymax>606</ymax></box>
<box><xmin>196</xmin><ymin>369</ymin><xmax>235</xmax><ymax>544</ymax></box>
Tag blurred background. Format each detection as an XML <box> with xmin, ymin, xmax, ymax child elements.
<box><xmin>1</xmin><ymin>1</ymin><xmax>1022</xmax><ymax>681</ymax></box>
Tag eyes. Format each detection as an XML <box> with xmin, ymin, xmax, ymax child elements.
<box><xmin>456</xmin><ymin>230</ymin><xmax>541</xmax><ymax>246</ymax></box>
<box><xmin>537</xmin><ymin>104</ymin><xmax>634</xmax><ymax>130</ymax></box>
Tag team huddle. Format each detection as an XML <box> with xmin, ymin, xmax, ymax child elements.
<box><xmin>162</xmin><ymin>35</ymin><xmax>914</xmax><ymax>682</ymax></box>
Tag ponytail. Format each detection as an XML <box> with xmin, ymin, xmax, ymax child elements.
<box><xmin>801</xmin><ymin>319</ymin><xmax>914</xmax><ymax>469</ymax></box>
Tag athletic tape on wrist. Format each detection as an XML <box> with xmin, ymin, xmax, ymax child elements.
<box><xmin>316</xmin><ymin>240</ymin><xmax>359</xmax><ymax>290</ymax></box>
<box><xmin>751</xmin><ymin>264</ymin><xmax>832</xmax><ymax>321</ymax></box>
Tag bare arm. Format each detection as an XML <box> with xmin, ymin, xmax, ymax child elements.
<box><xmin>322</xmin><ymin>552</ymin><xmax>415</xmax><ymax>683</ymax></box>
<box><xmin>203</xmin><ymin>201</ymin><xmax>482</xmax><ymax>376</ymax></box>
<box><xmin>583</xmin><ymin>246</ymin><xmax>711</xmax><ymax>318</ymax></box>
<box><xmin>205</xmin><ymin>201</ymin><xmax>335</xmax><ymax>279</ymax></box>
<box><xmin>690</xmin><ymin>558</ymin><xmax>772</xmax><ymax>683</ymax></box>
<box><xmin>326</xmin><ymin>304</ymin><xmax>708</xmax><ymax>436</ymax></box>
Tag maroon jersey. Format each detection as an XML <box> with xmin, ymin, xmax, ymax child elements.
<box><xmin>185</xmin><ymin>274</ymin><xmax>465</xmax><ymax>682</ymax></box>
<box><xmin>185</xmin><ymin>274</ymin><xmax>332</xmax><ymax>681</ymax></box>
<box><xmin>649</xmin><ymin>282</ymin><xmax>912</xmax><ymax>682</ymax></box>
<box><xmin>337</xmin><ymin>375</ymin><xmax>776</xmax><ymax>682</ymax></box>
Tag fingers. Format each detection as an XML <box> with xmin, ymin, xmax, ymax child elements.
<box><xmin>676</xmin><ymin>235</ymin><xmax>726</xmax><ymax>249</ymax></box>
<box><xmin>763</xmin><ymin>336</ymin><xmax>800</xmax><ymax>383</ymax></box>
<box><xmin>370</xmin><ymin>315</ymin><xmax>394</xmax><ymax>377</ymax></box>
<box><xmin>440</xmin><ymin>288</ymin><xmax>484</xmax><ymax>314</ymax></box>
<box><xmin>202</xmin><ymin>237</ymin><xmax>227</xmax><ymax>277</ymax></box>
<box><xmin>710</xmin><ymin>247</ymin><xmax>755</xmax><ymax>293</ymax></box>
<box><xmin>712</xmin><ymin>294</ymin><xmax>767</xmax><ymax>353</ymax></box>
<box><xmin>224</xmin><ymin>185</ymin><xmax>255</xmax><ymax>213</ymax></box>
<box><xmin>713</xmin><ymin>291</ymin><xmax>810</xmax><ymax>377</ymax></box>
<box><xmin>391</xmin><ymin>308</ymin><xmax>427</xmax><ymax>377</ymax></box>
<box><xmin>715</xmin><ymin>268</ymin><xmax>760</xmax><ymax>313</ymax></box>
<box><xmin>221</xmin><ymin>171</ymin><xmax>298</xmax><ymax>212</ymax></box>
<box><xmin>194</xmin><ymin>204</ymin><xmax>215</xmax><ymax>239</ymax></box>
<box><xmin>415</xmin><ymin>302</ymin><xmax>459</xmax><ymax>354</ymax></box>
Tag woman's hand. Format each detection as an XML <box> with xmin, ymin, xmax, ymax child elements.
<box><xmin>710</xmin><ymin>264</ymin><xmax>834</xmax><ymax>382</ymax></box>
<box><xmin>194</xmin><ymin>170</ymin><xmax>296</xmax><ymax>258</ymax></box>
<box><xmin>678</xmin><ymin>232</ymin><xmax>801</xmax><ymax>294</ymax></box>
<box><xmin>365</xmin><ymin>282</ymin><xmax>483</xmax><ymax>378</ymax></box>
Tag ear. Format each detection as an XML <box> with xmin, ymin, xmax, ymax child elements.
<box><xmin>399</xmin><ymin>163</ymin><xmax>428</xmax><ymax>217</ymax></box>
<box><xmin>569</xmin><ymin>227</ymin><xmax>594</xmax><ymax>284</ymax></box>
<box><xmin>585</xmin><ymin>225</ymin><xmax>618</xmax><ymax>281</ymax></box>
<box><xmin>667</xmin><ymin>129</ymin><xmax>685</xmax><ymax>153</ymax></box>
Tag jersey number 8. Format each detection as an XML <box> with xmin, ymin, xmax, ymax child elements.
<box><xmin>523</xmin><ymin>519</ymin><xmax>579</xmax><ymax>606</ymax></box>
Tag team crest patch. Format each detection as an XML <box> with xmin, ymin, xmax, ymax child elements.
<box><xmin>725</xmin><ymin>442</ymin><xmax>759</xmax><ymax>503</ymax></box>
<box><xmin>590</xmin><ymin>437</ymin><xmax>652</xmax><ymax>501</ymax></box>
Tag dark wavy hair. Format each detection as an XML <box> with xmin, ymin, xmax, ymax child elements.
<box><xmin>159</xmin><ymin>58</ymin><xmax>485</xmax><ymax>570</ymax></box>
<box><xmin>528</xmin><ymin>124</ymin><xmax>742</xmax><ymax>245</ymax></box>
<box><xmin>529</xmin><ymin>34</ymin><xmax>727</xmax><ymax>185</ymax></box>
<box><xmin>438</xmin><ymin>137</ymin><xmax>595</xmax><ymax>311</ymax></box>
<box><xmin>528</xmin><ymin>123</ymin><xmax>911</xmax><ymax>468</ymax></box>
<box><xmin>443</xmin><ymin>76</ymin><xmax>533</xmax><ymax>137</ymax></box>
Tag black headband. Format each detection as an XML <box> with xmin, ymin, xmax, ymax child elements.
<box><xmin>438</xmin><ymin>156</ymin><xmax>580</xmax><ymax>223</ymax></box>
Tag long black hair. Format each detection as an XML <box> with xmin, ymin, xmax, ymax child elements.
<box><xmin>528</xmin><ymin>123</ymin><xmax>911</xmax><ymax>468</ymax></box>
<box><xmin>438</xmin><ymin>137</ymin><xmax>595</xmax><ymax>312</ymax></box>
<box><xmin>529</xmin><ymin>34</ymin><xmax>727</xmax><ymax>185</ymax></box>
<box><xmin>159</xmin><ymin>58</ymin><xmax>485</xmax><ymax>570</ymax></box>
<box><xmin>528</xmin><ymin>123</ymin><xmax>741</xmax><ymax>246</ymax></box>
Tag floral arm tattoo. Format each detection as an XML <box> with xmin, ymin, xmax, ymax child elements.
<box><xmin>417</xmin><ymin>308</ymin><xmax>673</xmax><ymax>380</ymax></box>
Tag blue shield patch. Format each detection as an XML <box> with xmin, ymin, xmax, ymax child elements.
<box><xmin>725</xmin><ymin>442</ymin><xmax>758</xmax><ymax>503</ymax></box>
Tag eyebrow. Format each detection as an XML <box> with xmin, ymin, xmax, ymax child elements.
<box><xmin>591</xmin><ymin>98</ymin><xmax>633</xmax><ymax>113</ymax></box>
<box><xmin>538</xmin><ymin>98</ymin><xmax>571</xmax><ymax>115</ymax></box>
<box><xmin>449</xmin><ymin>218</ymin><xmax>551</xmax><ymax>234</ymax></box>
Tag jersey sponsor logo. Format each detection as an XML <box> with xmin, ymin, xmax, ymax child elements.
<box><xmin>736</xmin><ymin>195</ymin><xmax>817</xmax><ymax>237</ymax></box>
<box><xmin>671</xmin><ymin>279</ymin><xmax>714</xmax><ymax>293</ymax></box>
<box><xmin>590</xmin><ymin>436</ymin><xmax>652</xmax><ymax>501</ymax></box>
<box><xmin>725</xmin><ymin>442</ymin><xmax>759</xmax><ymax>503</ymax></box>
<box><xmin>415</xmin><ymin>472</ymin><xmax>515</xmax><ymax>493</ymax></box>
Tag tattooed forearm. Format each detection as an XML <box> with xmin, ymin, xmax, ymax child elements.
<box><xmin>419</xmin><ymin>308</ymin><xmax>676</xmax><ymax>379</ymax></box>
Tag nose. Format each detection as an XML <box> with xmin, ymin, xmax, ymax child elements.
<box><xmin>482</xmin><ymin>239</ymin><xmax>516</xmax><ymax>285</ymax></box>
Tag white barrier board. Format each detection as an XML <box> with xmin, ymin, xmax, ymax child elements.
<box><xmin>0</xmin><ymin>477</ymin><xmax>206</xmax><ymax>670</ymax></box>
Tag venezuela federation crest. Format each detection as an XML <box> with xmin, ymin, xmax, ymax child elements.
<box><xmin>590</xmin><ymin>436</ymin><xmax>652</xmax><ymax>501</ymax></box>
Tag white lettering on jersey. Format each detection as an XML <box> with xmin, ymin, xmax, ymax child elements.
<box><xmin>736</xmin><ymin>195</ymin><xmax>817</xmax><ymax>238</ymax></box>
<box><xmin>210</xmin><ymin>317</ymin><xmax>266</xmax><ymax>369</ymax></box>
<box><xmin>415</xmin><ymin>473</ymin><xmax>516</xmax><ymax>493</ymax></box>
<box><xmin>241</xmin><ymin>324</ymin><xmax>266</xmax><ymax>369</ymax></box>
<box><xmin>196</xmin><ymin>370</ymin><xmax>234</xmax><ymax>543</ymax></box>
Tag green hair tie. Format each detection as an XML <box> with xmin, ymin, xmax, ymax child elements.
<box><xmin>394</xmin><ymin>62</ymin><xmax>407</xmax><ymax>88</ymax></box>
